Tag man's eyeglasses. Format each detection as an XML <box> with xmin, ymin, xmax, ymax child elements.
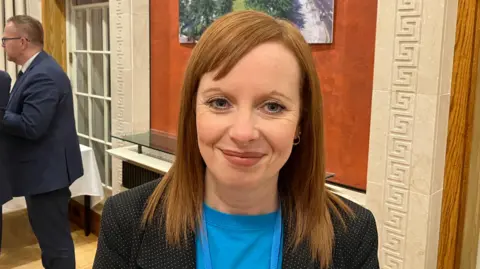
<box><xmin>2</xmin><ymin>37</ymin><xmax>22</xmax><ymax>45</ymax></box>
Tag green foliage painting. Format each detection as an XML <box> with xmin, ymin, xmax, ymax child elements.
<box><xmin>179</xmin><ymin>0</ymin><xmax>334</xmax><ymax>44</ymax></box>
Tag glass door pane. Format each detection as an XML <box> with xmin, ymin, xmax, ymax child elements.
<box><xmin>68</xmin><ymin>0</ymin><xmax>111</xmax><ymax>187</ymax></box>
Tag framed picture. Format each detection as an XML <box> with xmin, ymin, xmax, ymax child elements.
<box><xmin>179</xmin><ymin>0</ymin><xmax>334</xmax><ymax>44</ymax></box>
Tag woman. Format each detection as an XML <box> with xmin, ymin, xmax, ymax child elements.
<box><xmin>94</xmin><ymin>10</ymin><xmax>379</xmax><ymax>269</ymax></box>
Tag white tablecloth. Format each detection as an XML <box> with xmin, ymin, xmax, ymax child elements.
<box><xmin>3</xmin><ymin>144</ymin><xmax>104</xmax><ymax>213</ymax></box>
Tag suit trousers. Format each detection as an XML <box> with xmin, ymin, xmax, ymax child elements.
<box><xmin>25</xmin><ymin>186</ymin><xmax>75</xmax><ymax>269</ymax></box>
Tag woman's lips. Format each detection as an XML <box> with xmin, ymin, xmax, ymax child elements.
<box><xmin>220</xmin><ymin>149</ymin><xmax>265</xmax><ymax>167</ymax></box>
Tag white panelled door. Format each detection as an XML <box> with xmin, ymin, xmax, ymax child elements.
<box><xmin>66</xmin><ymin>0</ymin><xmax>112</xmax><ymax>187</ymax></box>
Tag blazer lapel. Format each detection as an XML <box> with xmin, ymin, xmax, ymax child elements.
<box><xmin>8</xmin><ymin>51</ymin><xmax>48</xmax><ymax>105</ymax></box>
<box><xmin>281</xmin><ymin>215</ymin><xmax>317</xmax><ymax>269</ymax></box>
<box><xmin>136</xmin><ymin>221</ymin><xmax>196</xmax><ymax>269</ymax></box>
<box><xmin>8</xmin><ymin>72</ymin><xmax>28</xmax><ymax>101</ymax></box>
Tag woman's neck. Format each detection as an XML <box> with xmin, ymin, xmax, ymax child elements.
<box><xmin>204</xmin><ymin>173</ymin><xmax>279</xmax><ymax>215</ymax></box>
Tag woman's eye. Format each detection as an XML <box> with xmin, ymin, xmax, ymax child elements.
<box><xmin>264</xmin><ymin>102</ymin><xmax>285</xmax><ymax>114</ymax></box>
<box><xmin>207</xmin><ymin>98</ymin><xmax>231</xmax><ymax>110</ymax></box>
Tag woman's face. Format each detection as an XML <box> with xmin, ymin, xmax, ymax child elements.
<box><xmin>196</xmin><ymin>42</ymin><xmax>301</xmax><ymax>190</ymax></box>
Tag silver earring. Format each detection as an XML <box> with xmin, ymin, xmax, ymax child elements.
<box><xmin>293</xmin><ymin>136</ymin><xmax>300</xmax><ymax>146</ymax></box>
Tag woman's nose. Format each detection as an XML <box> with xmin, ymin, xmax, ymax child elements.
<box><xmin>228</xmin><ymin>111</ymin><xmax>259</xmax><ymax>146</ymax></box>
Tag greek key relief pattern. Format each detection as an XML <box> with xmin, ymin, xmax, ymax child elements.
<box><xmin>383</xmin><ymin>0</ymin><xmax>422</xmax><ymax>268</ymax></box>
<box><xmin>111</xmin><ymin>0</ymin><xmax>131</xmax><ymax>194</ymax></box>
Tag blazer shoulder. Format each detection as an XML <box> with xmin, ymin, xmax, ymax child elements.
<box><xmin>333</xmin><ymin>195</ymin><xmax>377</xmax><ymax>238</ymax></box>
<box><xmin>98</xmin><ymin>179</ymin><xmax>161</xmax><ymax>246</ymax></box>
<box><xmin>106</xmin><ymin>179</ymin><xmax>160</xmax><ymax>218</ymax></box>
<box><xmin>0</xmin><ymin>70</ymin><xmax>11</xmax><ymax>80</ymax></box>
<box><xmin>29</xmin><ymin>53</ymin><xmax>65</xmax><ymax>77</ymax></box>
<box><xmin>94</xmin><ymin>179</ymin><xmax>162</xmax><ymax>268</ymax></box>
<box><xmin>331</xmin><ymin>195</ymin><xmax>380</xmax><ymax>268</ymax></box>
<box><xmin>341</xmin><ymin>197</ymin><xmax>375</xmax><ymax>223</ymax></box>
<box><xmin>0</xmin><ymin>71</ymin><xmax>11</xmax><ymax>89</ymax></box>
<box><xmin>30</xmin><ymin>60</ymin><xmax>63</xmax><ymax>78</ymax></box>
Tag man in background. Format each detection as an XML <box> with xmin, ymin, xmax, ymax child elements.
<box><xmin>0</xmin><ymin>70</ymin><xmax>12</xmax><ymax>255</ymax></box>
<box><xmin>0</xmin><ymin>15</ymin><xmax>83</xmax><ymax>269</ymax></box>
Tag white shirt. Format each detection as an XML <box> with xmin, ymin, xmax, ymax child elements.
<box><xmin>21</xmin><ymin>51</ymin><xmax>40</xmax><ymax>73</ymax></box>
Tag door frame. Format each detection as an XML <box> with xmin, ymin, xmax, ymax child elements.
<box><xmin>65</xmin><ymin>0</ymin><xmax>113</xmax><ymax>188</ymax></box>
<box><xmin>41</xmin><ymin>0</ymin><xmax>66</xmax><ymax>70</ymax></box>
<box><xmin>437</xmin><ymin>0</ymin><xmax>480</xmax><ymax>267</ymax></box>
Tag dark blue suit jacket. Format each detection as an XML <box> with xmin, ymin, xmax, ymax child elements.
<box><xmin>0</xmin><ymin>51</ymin><xmax>83</xmax><ymax>196</ymax></box>
<box><xmin>0</xmin><ymin>70</ymin><xmax>12</xmax><ymax>205</ymax></box>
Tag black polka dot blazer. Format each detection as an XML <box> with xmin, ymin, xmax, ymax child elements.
<box><xmin>93</xmin><ymin>180</ymin><xmax>380</xmax><ymax>269</ymax></box>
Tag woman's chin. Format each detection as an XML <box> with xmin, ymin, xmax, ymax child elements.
<box><xmin>215</xmin><ymin>176</ymin><xmax>262</xmax><ymax>189</ymax></box>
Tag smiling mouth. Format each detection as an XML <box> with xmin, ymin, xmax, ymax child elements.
<box><xmin>220</xmin><ymin>149</ymin><xmax>265</xmax><ymax>167</ymax></box>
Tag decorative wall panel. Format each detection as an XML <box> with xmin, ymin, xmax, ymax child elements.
<box><xmin>110</xmin><ymin>0</ymin><xmax>150</xmax><ymax>194</ymax></box>
<box><xmin>366</xmin><ymin>0</ymin><xmax>458</xmax><ymax>267</ymax></box>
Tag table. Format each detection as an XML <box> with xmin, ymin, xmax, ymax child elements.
<box><xmin>73</xmin><ymin>144</ymin><xmax>105</xmax><ymax>235</ymax></box>
<box><xmin>2</xmin><ymin>144</ymin><xmax>104</xmax><ymax>236</ymax></box>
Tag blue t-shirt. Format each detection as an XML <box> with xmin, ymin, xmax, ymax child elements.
<box><xmin>196</xmin><ymin>203</ymin><xmax>283</xmax><ymax>269</ymax></box>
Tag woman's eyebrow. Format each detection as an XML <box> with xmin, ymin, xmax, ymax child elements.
<box><xmin>200</xmin><ymin>87</ymin><xmax>294</xmax><ymax>103</ymax></box>
<box><xmin>267</xmin><ymin>90</ymin><xmax>293</xmax><ymax>102</ymax></box>
<box><xmin>201</xmin><ymin>87</ymin><xmax>223</xmax><ymax>95</ymax></box>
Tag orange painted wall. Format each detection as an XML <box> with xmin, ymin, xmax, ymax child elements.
<box><xmin>150</xmin><ymin>0</ymin><xmax>377</xmax><ymax>190</ymax></box>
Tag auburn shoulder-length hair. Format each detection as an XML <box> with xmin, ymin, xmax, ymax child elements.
<box><xmin>143</xmin><ymin>10</ymin><xmax>351</xmax><ymax>268</ymax></box>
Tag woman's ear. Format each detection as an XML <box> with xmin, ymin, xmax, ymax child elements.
<box><xmin>295</xmin><ymin>127</ymin><xmax>301</xmax><ymax>137</ymax></box>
